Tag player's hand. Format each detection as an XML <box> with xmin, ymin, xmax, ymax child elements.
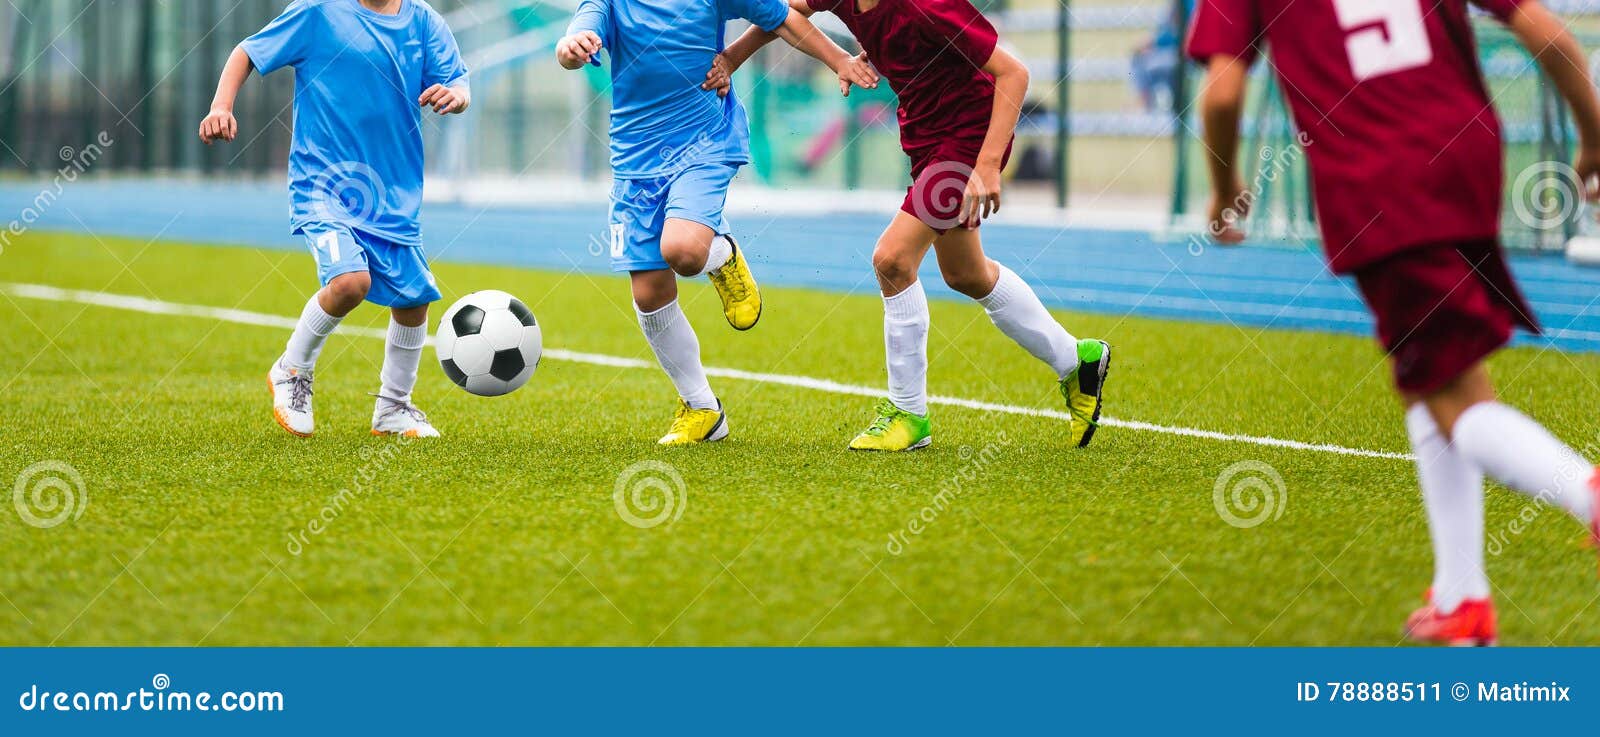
<box><xmin>419</xmin><ymin>84</ymin><xmax>468</xmax><ymax>115</ymax></box>
<box><xmin>702</xmin><ymin>53</ymin><xmax>733</xmax><ymax>98</ymax></box>
<box><xmin>1207</xmin><ymin>178</ymin><xmax>1250</xmax><ymax>245</ymax></box>
<box><xmin>557</xmin><ymin>31</ymin><xmax>603</xmax><ymax>68</ymax></box>
<box><xmin>960</xmin><ymin>163</ymin><xmax>1003</xmax><ymax>230</ymax></box>
<box><xmin>1575</xmin><ymin>145</ymin><xmax>1600</xmax><ymax>204</ymax></box>
<box><xmin>198</xmin><ymin>108</ymin><xmax>237</xmax><ymax>145</ymax></box>
<box><xmin>836</xmin><ymin>52</ymin><xmax>879</xmax><ymax>97</ymax></box>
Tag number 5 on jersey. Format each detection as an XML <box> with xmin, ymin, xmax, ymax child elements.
<box><xmin>1333</xmin><ymin>0</ymin><xmax>1434</xmax><ymax>81</ymax></box>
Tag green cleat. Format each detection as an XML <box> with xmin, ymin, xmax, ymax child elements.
<box><xmin>848</xmin><ymin>400</ymin><xmax>932</xmax><ymax>452</ymax></box>
<box><xmin>1060</xmin><ymin>339</ymin><xmax>1111</xmax><ymax>448</ymax></box>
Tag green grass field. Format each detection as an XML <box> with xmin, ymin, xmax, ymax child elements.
<box><xmin>3</xmin><ymin>232</ymin><xmax>1599</xmax><ymax>646</ymax></box>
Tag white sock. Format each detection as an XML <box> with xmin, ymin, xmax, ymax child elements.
<box><xmin>695</xmin><ymin>235</ymin><xmax>734</xmax><ymax>277</ymax></box>
<box><xmin>380</xmin><ymin>318</ymin><xmax>428</xmax><ymax>405</ymax></box>
<box><xmin>883</xmin><ymin>281</ymin><xmax>930</xmax><ymax>416</ymax></box>
<box><xmin>637</xmin><ymin>300</ymin><xmax>717</xmax><ymax>409</ymax></box>
<box><xmin>977</xmin><ymin>263</ymin><xmax>1078</xmax><ymax>379</ymax></box>
<box><xmin>1452</xmin><ymin>401</ymin><xmax>1595</xmax><ymax>523</ymax></box>
<box><xmin>1406</xmin><ymin>404</ymin><xmax>1490</xmax><ymax>613</ymax></box>
<box><xmin>281</xmin><ymin>295</ymin><xmax>343</xmax><ymax>371</ymax></box>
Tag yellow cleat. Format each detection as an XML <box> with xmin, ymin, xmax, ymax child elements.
<box><xmin>848</xmin><ymin>400</ymin><xmax>932</xmax><ymax>452</ymax></box>
<box><xmin>707</xmin><ymin>237</ymin><xmax>762</xmax><ymax>331</ymax></box>
<box><xmin>658</xmin><ymin>399</ymin><xmax>730</xmax><ymax>446</ymax></box>
<box><xmin>1060</xmin><ymin>339</ymin><xmax>1111</xmax><ymax>448</ymax></box>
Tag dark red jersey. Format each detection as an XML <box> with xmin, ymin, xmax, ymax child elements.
<box><xmin>1188</xmin><ymin>0</ymin><xmax>1524</xmax><ymax>272</ymax></box>
<box><xmin>808</xmin><ymin>0</ymin><xmax>1001</xmax><ymax>155</ymax></box>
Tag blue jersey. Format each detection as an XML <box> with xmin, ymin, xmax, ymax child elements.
<box><xmin>567</xmin><ymin>0</ymin><xmax>788</xmax><ymax>179</ymax></box>
<box><xmin>242</xmin><ymin>0</ymin><xmax>468</xmax><ymax>246</ymax></box>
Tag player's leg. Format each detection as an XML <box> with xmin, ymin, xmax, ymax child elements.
<box><xmin>633</xmin><ymin>269</ymin><xmax>727</xmax><ymax>445</ymax></box>
<box><xmin>614</xmin><ymin>177</ymin><xmax>726</xmax><ymax>445</ymax></box>
<box><xmin>1427</xmin><ymin>366</ymin><xmax>1598</xmax><ymax>545</ymax></box>
<box><xmin>849</xmin><ymin>211</ymin><xmax>936</xmax><ymax>452</ymax></box>
<box><xmin>1401</xmin><ymin>366</ymin><xmax>1599</xmax><ymax>646</ymax></box>
<box><xmin>361</xmin><ymin>233</ymin><xmax>443</xmax><ymax>438</ymax></box>
<box><xmin>660</xmin><ymin>163</ymin><xmax>760</xmax><ymax>330</ymax></box>
<box><xmin>1358</xmin><ymin>243</ymin><xmax>1596</xmax><ymax>644</ymax></box>
<box><xmin>270</xmin><ymin>228</ymin><xmax>372</xmax><ymax>437</ymax></box>
<box><xmin>931</xmin><ymin>226</ymin><xmax>1110</xmax><ymax>448</ymax></box>
<box><xmin>1400</xmin><ymin>390</ymin><xmax>1495</xmax><ymax>646</ymax></box>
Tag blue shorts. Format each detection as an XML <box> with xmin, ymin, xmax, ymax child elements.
<box><xmin>607</xmin><ymin>162</ymin><xmax>738</xmax><ymax>273</ymax></box>
<box><xmin>301</xmin><ymin>226</ymin><xmax>441</xmax><ymax>308</ymax></box>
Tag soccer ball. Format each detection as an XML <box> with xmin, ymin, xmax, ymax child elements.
<box><xmin>436</xmin><ymin>290</ymin><xmax>542</xmax><ymax>397</ymax></box>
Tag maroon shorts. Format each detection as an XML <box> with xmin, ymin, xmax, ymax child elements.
<box><xmin>900</xmin><ymin>138</ymin><xmax>1014</xmax><ymax>234</ymax></box>
<box><xmin>1353</xmin><ymin>239</ymin><xmax>1539</xmax><ymax>395</ymax></box>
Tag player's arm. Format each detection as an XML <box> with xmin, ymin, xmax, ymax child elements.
<box><xmin>1199</xmin><ymin>55</ymin><xmax>1251</xmax><ymax>244</ymax></box>
<box><xmin>557</xmin><ymin>31</ymin><xmax>603</xmax><ymax>70</ymax></box>
<box><xmin>1504</xmin><ymin>1</ymin><xmax>1600</xmax><ymax>198</ymax></box>
<box><xmin>960</xmin><ymin>46</ymin><xmax>1029</xmax><ymax>229</ymax></box>
<box><xmin>420</xmin><ymin>12</ymin><xmax>471</xmax><ymax>115</ymax></box>
<box><xmin>420</xmin><ymin>82</ymin><xmax>470</xmax><ymax>115</ymax></box>
<box><xmin>199</xmin><ymin>46</ymin><xmax>253</xmax><ymax>145</ymax></box>
<box><xmin>717</xmin><ymin>0</ymin><xmax>816</xmax><ymax>74</ymax></box>
<box><xmin>711</xmin><ymin>2</ymin><xmax>877</xmax><ymax>97</ymax></box>
<box><xmin>557</xmin><ymin>0</ymin><xmax>607</xmax><ymax>70</ymax></box>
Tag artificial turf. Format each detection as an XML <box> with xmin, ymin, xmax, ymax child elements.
<box><xmin>2</xmin><ymin>232</ymin><xmax>1597</xmax><ymax>645</ymax></box>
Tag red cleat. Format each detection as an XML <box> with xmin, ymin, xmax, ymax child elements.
<box><xmin>1404</xmin><ymin>594</ymin><xmax>1497</xmax><ymax>647</ymax></box>
<box><xmin>1588</xmin><ymin>468</ymin><xmax>1600</xmax><ymax>572</ymax></box>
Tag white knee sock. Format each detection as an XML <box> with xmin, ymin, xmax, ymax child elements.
<box><xmin>884</xmin><ymin>281</ymin><xmax>930</xmax><ymax>416</ymax></box>
<box><xmin>1451</xmin><ymin>402</ymin><xmax>1595</xmax><ymax>523</ymax></box>
<box><xmin>281</xmin><ymin>295</ymin><xmax>343</xmax><ymax>371</ymax></box>
<box><xmin>380</xmin><ymin>318</ymin><xmax>428</xmax><ymax>404</ymax></box>
<box><xmin>977</xmin><ymin>263</ymin><xmax>1078</xmax><ymax>379</ymax></box>
<box><xmin>694</xmin><ymin>235</ymin><xmax>734</xmax><ymax>277</ymax></box>
<box><xmin>637</xmin><ymin>300</ymin><xmax>717</xmax><ymax>409</ymax></box>
<box><xmin>1406</xmin><ymin>404</ymin><xmax>1490</xmax><ymax>613</ymax></box>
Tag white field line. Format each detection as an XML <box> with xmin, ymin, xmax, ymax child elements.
<box><xmin>2</xmin><ymin>282</ymin><xmax>1414</xmax><ymax>462</ymax></box>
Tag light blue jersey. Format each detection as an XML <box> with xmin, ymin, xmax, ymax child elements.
<box><xmin>567</xmin><ymin>0</ymin><xmax>788</xmax><ymax>179</ymax></box>
<box><xmin>242</xmin><ymin>0</ymin><xmax>468</xmax><ymax>246</ymax></box>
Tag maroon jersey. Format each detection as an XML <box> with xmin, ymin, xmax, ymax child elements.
<box><xmin>807</xmin><ymin>0</ymin><xmax>1000</xmax><ymax>154</ymax></box>
<box><xmin>1187</xmin><ymin>0</ymin><xmax>1523</xmax><ymax>273</ymax></box>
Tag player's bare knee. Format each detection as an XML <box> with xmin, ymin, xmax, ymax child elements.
<box><xmin>942</xmin><ymin>268</ymin><xmax>993</xmax><ymax>300</ymax></box>
<box><xmin>872</xmin><ymin>247</ymin><xmax>918</xmax><ymax>293</ymax></box>
<box><xmin>660</xmin><ymin>237</ymin><xmax>707</xmax><ymax>276</ymax></box>
<box><xmin>630</xmin><ymin>272</ymin><xmax>678</xmax><ymax>313</ymax></box>
<box><xmin>324</xmin><ymin>272</ymin><xmax>371</xmax><ymax>310</ymax></box>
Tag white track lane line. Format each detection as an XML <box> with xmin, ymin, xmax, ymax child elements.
<box><xmin>2</xmin><ymin>282</ymin><xmax>1413</xmax><ymax>461</ymax></box>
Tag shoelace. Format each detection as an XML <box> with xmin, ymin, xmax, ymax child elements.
<box><xmin>372</xmin><ymin>394</ymin><xmax>428</xmax><ymax>424</ymax></box>
<box><xmin>710</xmin><ymin>258</ymin><xmax>748</xmax><ymax>301</ymax></box>
<box><xmin>864</xmin><ymin>402</ymin><xmax>898</xmax><ymax>436</ymax></box>
<box><xmin>278</xmin><ymin>373</ymin><xmax>313</xmax><ymax>413</ymax></box>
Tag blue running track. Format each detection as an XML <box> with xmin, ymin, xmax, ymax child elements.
<box><xmin>5</xmin><ymin>180</ymin><xmax>1600</xmax><ymax>352</ymax></box>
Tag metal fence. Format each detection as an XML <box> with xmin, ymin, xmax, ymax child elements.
<box><xmin>3</xmin><ymin>0</ymin><xmax>1589</xmax><ymax>248</ymax></box>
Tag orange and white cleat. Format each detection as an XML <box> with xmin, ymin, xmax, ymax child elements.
<box><xmin>1404</xmin><ymin>593</ymin><xmax>1497</xmax><ymax>647</ymax></box>
<box><xmin>268</xmin><ymin>359</ymin><xmax>315</xmax><ymax>437</ymax></box>
<box><xmin>371</xmin><ymin>394</ymin><xmax>440</xmax><ymax>439</ymax></box>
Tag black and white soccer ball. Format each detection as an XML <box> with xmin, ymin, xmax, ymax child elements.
<box><xmin>436</xmin><ymin>290</ymin><xmax>542</xmax><ymax>397</ymax></box>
